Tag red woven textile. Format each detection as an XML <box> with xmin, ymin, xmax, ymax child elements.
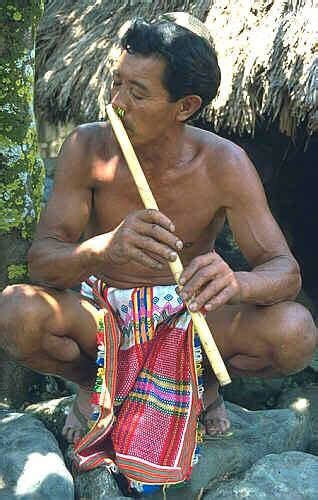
<box><xmin>73</xmin><ymin>279</ymin><xmax>202</xmax><ymax>486</ymax></box>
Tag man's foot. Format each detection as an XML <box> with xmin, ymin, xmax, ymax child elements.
<box><xmin>62</xmin><ymin>387</ymin><xmax>93</xmax><ymax>444</ymax></box>
<box><xmin>201</xmin><ymin>393</ymin><xmax>231</xmax><ymax>436</ymax></box>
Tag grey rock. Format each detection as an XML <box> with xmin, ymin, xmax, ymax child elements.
<box><xmin>151</xmin><ymin>402</ymin><xmax>310</xmax><ymax>500</ymax></box>
<box><xmin>74</xmin><ymin>467</ymin><xmax>125</xmax><ymax>500</ymax></box>
<box><xmin>204</xmin><ymin>451</ymin><xmax>318</xmax><ymax>499</ymax></box>
<box><xmin>222</xmin><ymin>369</ymin><xmax>318</xmax><ymax>412</ymax></box>
<box><xmin>25</xmin><ymin>397</ymin><xmax>124</xmax><ymax>498</ymax></box>
<box><xmin>0</xmin><ymin>359</ymin><xmax>69</xmax><ymax>410</ymax></box>
<box><xmin>0</xmin><ymin>409</ymin><xmax>74</xmax><ymax>499</ymax></box>
<box><xmin>223</xmin><ymin>376</ymin><xmax>286</xmax><ymax>410</ymax></box>
<box><xmin>276</xmin><ymin>384</ymin><xmax>318</xmax><ymax>454</ymax></box>
<box><xmin>0</xmin><ymin>360</ymin><xmax>44</xmax><ymax>408</ymax></box>
<box><xmin>309</xmin><ymin>348</ymin><xmax>318</xmax><ymax>372</ymax></box>
<box><xmin>22</xmin><ymin>399</ymin><xmax>311</xmax><ymax>500</ymax></box>
<box><xmin>25</xmin><ymin>396</ymin><xmax>74</xmax><ymax>450</ymax></box>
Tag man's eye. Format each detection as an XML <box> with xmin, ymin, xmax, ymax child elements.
<box><xmin>130</xmin><ymin>89</ymin><xmax>144</xmax><ymax>100</ymax></box>
<box><xmin>112</xmin><ymin>80</ymin><xmax>121</xmax><ymax>87</ymax></box>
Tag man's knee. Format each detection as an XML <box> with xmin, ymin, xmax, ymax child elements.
<box><xmin>0</xmin><ymin>284</ymin><xmax>54</xmax><ymax>361</ymax></box>
<box><xmin>271</xmin><ymin>301</ymin><xmax>317</xmax><ymax>375</ymax></box>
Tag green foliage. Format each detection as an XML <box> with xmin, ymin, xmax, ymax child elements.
<box><xmin>0</xmin><ymin>0</ymin><xmax>45</xmax><ymax>240</ymax></box>
<box><xmin>7</xmin><ymin>263</ymin><xmax>28</xmax><ymax>283</ymax></box>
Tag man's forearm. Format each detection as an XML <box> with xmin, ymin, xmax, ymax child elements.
<box><xmin>28</xmin><ymin>234</ymin><xmax>113</xmax><ymax>289</ymax></box>
<box><xmin>235</xmin><ymin>256</ymin><xmax>301</xmax><ymax>306</ymax></box>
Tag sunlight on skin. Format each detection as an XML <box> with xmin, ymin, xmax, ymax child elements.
<box><xmin>5</xmin><ymin>285</ymin><xmax>61</xmax><ymax>315</ymax></box>
<box><xmin>37</xmin><ymin>291</ymin><xmax>61</xmax><ymax>313</ymax></box>
<box><xmin>93</xmin><ymin>160</ymin><xmax>118</xmax><ymax>182</ymax></box>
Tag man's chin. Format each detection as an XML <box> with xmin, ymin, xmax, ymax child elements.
<box><xmin>123</xmin><ymin>125</ymin><xmax>136</xmax><ymax>141</ymax></box>
<box><xmin>123</xmin><ymin>126</ymin><xmax>151</xmax><ymax>148</ymax></box>
<box><xmin>126</xmin><ymin>131</ymin><xmax>144</xmax><ymax>147</ymax></box>
<box><xmin>126</xmin><ymin>129</ymin><xmax>137</xmax><ymax>144</ymax></box>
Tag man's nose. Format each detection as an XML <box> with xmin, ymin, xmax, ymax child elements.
<box><xmin>111</xmin><ymin>87</ymin><xmax>127</xmax><ymax>113</ymax></box>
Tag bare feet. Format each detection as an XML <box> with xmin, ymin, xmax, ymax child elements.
<box><xmin>202</xmin><ymin>393</ymin><xmax>231</xmax><ymax>435</ymax></box>
<box><xmin>202</xmin><ymin>380</ymin><xmax>231</xmax><ymax>436</ymax></box>
<box><xmin>62</xmin><ymin>387</ymin><xmax>93</xmax><ymax>444</ymax></box>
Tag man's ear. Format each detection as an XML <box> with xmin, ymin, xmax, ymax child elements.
<box><xmin>176</xmin><ymin>95</ymin><xmax>202</xmax><ymax>122</ymax></box>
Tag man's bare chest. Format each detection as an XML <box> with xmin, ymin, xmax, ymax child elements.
<box><xmin>90</xmin><ymin>161</ymin><xmax>223</xmax><ymax>244</ymax></box>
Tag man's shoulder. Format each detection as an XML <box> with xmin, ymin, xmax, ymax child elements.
<box><xmin>67</xmin><ymin>121</ymin><xmax>112</xmax><ymax>149</ymax></box>
<box><xmin>189</xmin><ymin>126</ymin><xmax>249</xmax><ymax>173</ymax></box>
<box><xmin>75</xmin><ymin>121</ymin><xmax>111</xmax><ymax>134</ymax></box>
<box><xmin>58</xmin><ymin>121</ymin><xmax>117</xmax><ymax>170</ymax></box>
<box><xmin>55</xmin><ymin>122</ymin><xmax>115</xmax><ymax>184</ymax></box>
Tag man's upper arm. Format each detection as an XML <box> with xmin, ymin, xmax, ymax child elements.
<box><xmin>221</xmin><ymin>146</ymin><xmax>292</xmax><ymax>267</ymax></box>
<box><xmin>35</xmin><ymin>127</ymin><xmax>93</xmax><ymax>244</ymax></box>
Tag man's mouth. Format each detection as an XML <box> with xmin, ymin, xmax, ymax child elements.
<box><xmin>123</xmin><ymin>120</ymin><xmax>132</xmax><ymax>133</ymax></box>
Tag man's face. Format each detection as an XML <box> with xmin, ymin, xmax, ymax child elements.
<box><xmin>110</xmin><ymin>51</ymin><xmax>179</xmax><ymax>146</ymax></box>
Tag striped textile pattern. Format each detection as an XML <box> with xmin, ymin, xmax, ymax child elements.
<box><xmin>73</xmin><ymin>277</ymin><xmax>204</xmax><ymax>493</ymax></box>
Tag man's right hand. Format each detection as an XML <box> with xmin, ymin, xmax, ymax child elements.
<box><xmin>97</xmin><ymin>209</ymin><xmax>184</xmax><ymax>270</ymax></box>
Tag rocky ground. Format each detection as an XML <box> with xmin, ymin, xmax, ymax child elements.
<box><xmin>1</xmin><ymin>354</ymin><xmax>318</xmax><ymax>499</ymax></box>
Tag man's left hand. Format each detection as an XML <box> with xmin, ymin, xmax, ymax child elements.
<box><xmin>179</xmin><ymin>250</ymin><xmax>241</xmax><ymax>312</ymax></box>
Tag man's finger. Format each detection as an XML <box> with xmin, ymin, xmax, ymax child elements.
<box><xmin>133</xmin><ymin>234</ymin><xmax>178</xmax><ymax>262</ymax></box>
<box><xmin>136</xmin><ymin>220</ymin><xmax>183</xmax><ymax>251</ymax></box>
<box><xmin>187</xmin><ymin>274</ymin><xmax>232</xmax><ymax>311</ymax></box>
<box><xmin>139</xmin><ymin>209</ymin><xmax>175</xmax><ymax>233</ymax></box>
<box><xmin>180</xmin><ymin>264</ymin><xmax>220</xmax><ymax>301</ymax></box>
<box><xmin>204</xmin><ymin>286</ymin><xmax>236</xmax><ymax>312</ymax></box>
<box><xmin>179</xmin><ymin>252</ymin><xmax>216</xmax><ymax>285</ymax></box>
<box><xmin>129</xmin><ymin>247</ymin><xmax>163</xmax><ymax>270</ymax></box>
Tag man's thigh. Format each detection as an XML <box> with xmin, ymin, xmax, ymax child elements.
<box><xmin>206</xmin><ymin>303</ymin><xmax>272</xmax><ymax>360</ymax></box>
<box><xmin>206</xmin><ymin>301</ymin><xmax>317</xmax><ymax>375</ymax></box>
<box><xmin>1</xmin><ymin>283</ymin><xmax>99</xmax><ymax>361</ymax></box>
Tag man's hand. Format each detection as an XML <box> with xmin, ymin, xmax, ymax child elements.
<box><xmin>179</xmin><ymin>251</ymin><xmax>241</xmax><ymax>312</ymax></box>
<box><xmin>102</xmin><ymin>209</ymin><xmax>183</xmax><ymax>270</ymax></box>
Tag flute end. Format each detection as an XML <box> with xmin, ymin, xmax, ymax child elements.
<box><xmin>218</xmin><ymin>376</ymin><xmax>232</xmax><ymax>387</ymax></box>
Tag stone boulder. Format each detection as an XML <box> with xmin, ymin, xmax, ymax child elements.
<box><xmin>0</xmin><ymin>409</ymin><xmax>73</xmax><ymax>499</ymax></box>
<box><xmin>276</xmin><ymin>384</ymin><xmax>318</xmax><ymax>455</ymax></box>
<box><xmin>74</xmin><ymin>468</ymin><xmax>127</xmax><ymax>500</ymax></box>
<box><xmin>73</xmin><ymin>402</ymin><xmax>310</xmax><ymax>499</ymax></box>
<box><xmin>25</xmin><ymin>396</ymin><xmax>74</xmax><ymax>452</ymax></box>
<box><xmin>310</xmin><ymin>349</ymin><xmax>318</xmax><ymax>372</ymax></box>
<box><xmin>222</xmin><ymin>376</ymin><xmax>286</xmax><ymax>410</ymax></box>
<box><xmin>0</xmin><ymin>358</ymin><xmax>72</xmax><ymax>410</ymax></box>
<box><xmin>222</xmin><ymin>367</ymin><xmax>318</xmax><ymax>412</ymax></box>
<box><xmin>204</xmin><ymin>451</ymin><xmax>318</xmax><ymax>499</ymax></box>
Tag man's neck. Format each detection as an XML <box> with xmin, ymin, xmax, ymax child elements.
<box><xmin>135</xmin><ymin>124</ymin><xmax>189</xmax><ymax>175</ymax></box>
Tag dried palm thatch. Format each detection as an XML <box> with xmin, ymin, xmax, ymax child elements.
<box><xmin>204</xmin><ymin>0</ymin><xmax>318</xmax><ymax>137</ymax></box>
<box><xmin>35</xmin><ymin>0</ymin><xmax>317</xmax><ymax>138</ymax></box>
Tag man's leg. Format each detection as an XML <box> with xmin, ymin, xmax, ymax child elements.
<box><xmin>0</xmin><ymin>283</ymin><xmax>100</xmax><ymax>441</ymax></box>
<box><xmin>203</xmin><ymin>301</ymin><xmax>317</xmax><ymax>434</ymax></box>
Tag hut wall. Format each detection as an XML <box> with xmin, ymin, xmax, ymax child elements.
<box><xmin>209</xmin><ymin>123</ymin><xmax>318</xmax><ymax>317</ymax></box>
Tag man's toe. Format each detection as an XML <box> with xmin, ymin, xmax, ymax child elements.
<box><xmin>206</xmin><ymin>417</ymin><xmax>231</xmax><ymax>435</ymax></box>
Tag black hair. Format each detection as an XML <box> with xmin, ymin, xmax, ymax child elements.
<box><xmin>120</xmin><ymin>18</ymin><xmax>221</xmax><ymax>116</ymax></box>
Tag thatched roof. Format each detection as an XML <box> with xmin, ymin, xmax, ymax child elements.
<box><xmin>35</xmin><ymin>0</ymin><xmax>317</xmax><ymax>138</ymax></box>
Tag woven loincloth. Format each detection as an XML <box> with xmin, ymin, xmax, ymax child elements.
<box><xmin>73</xmin><ymin>276</ymin><xmax>204</xmax><ymax>495</ymax></box>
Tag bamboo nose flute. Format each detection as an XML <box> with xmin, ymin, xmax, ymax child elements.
<box><xmin>106</xmin><ymin>104</ymin><xmax>231</xmax><ymax>386</ymax></box>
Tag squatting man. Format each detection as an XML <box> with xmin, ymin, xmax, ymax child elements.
<box><xmin>0</xmin><ymin>12</ymin><xmax>316</xmax><ymax>492</ymax></box>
